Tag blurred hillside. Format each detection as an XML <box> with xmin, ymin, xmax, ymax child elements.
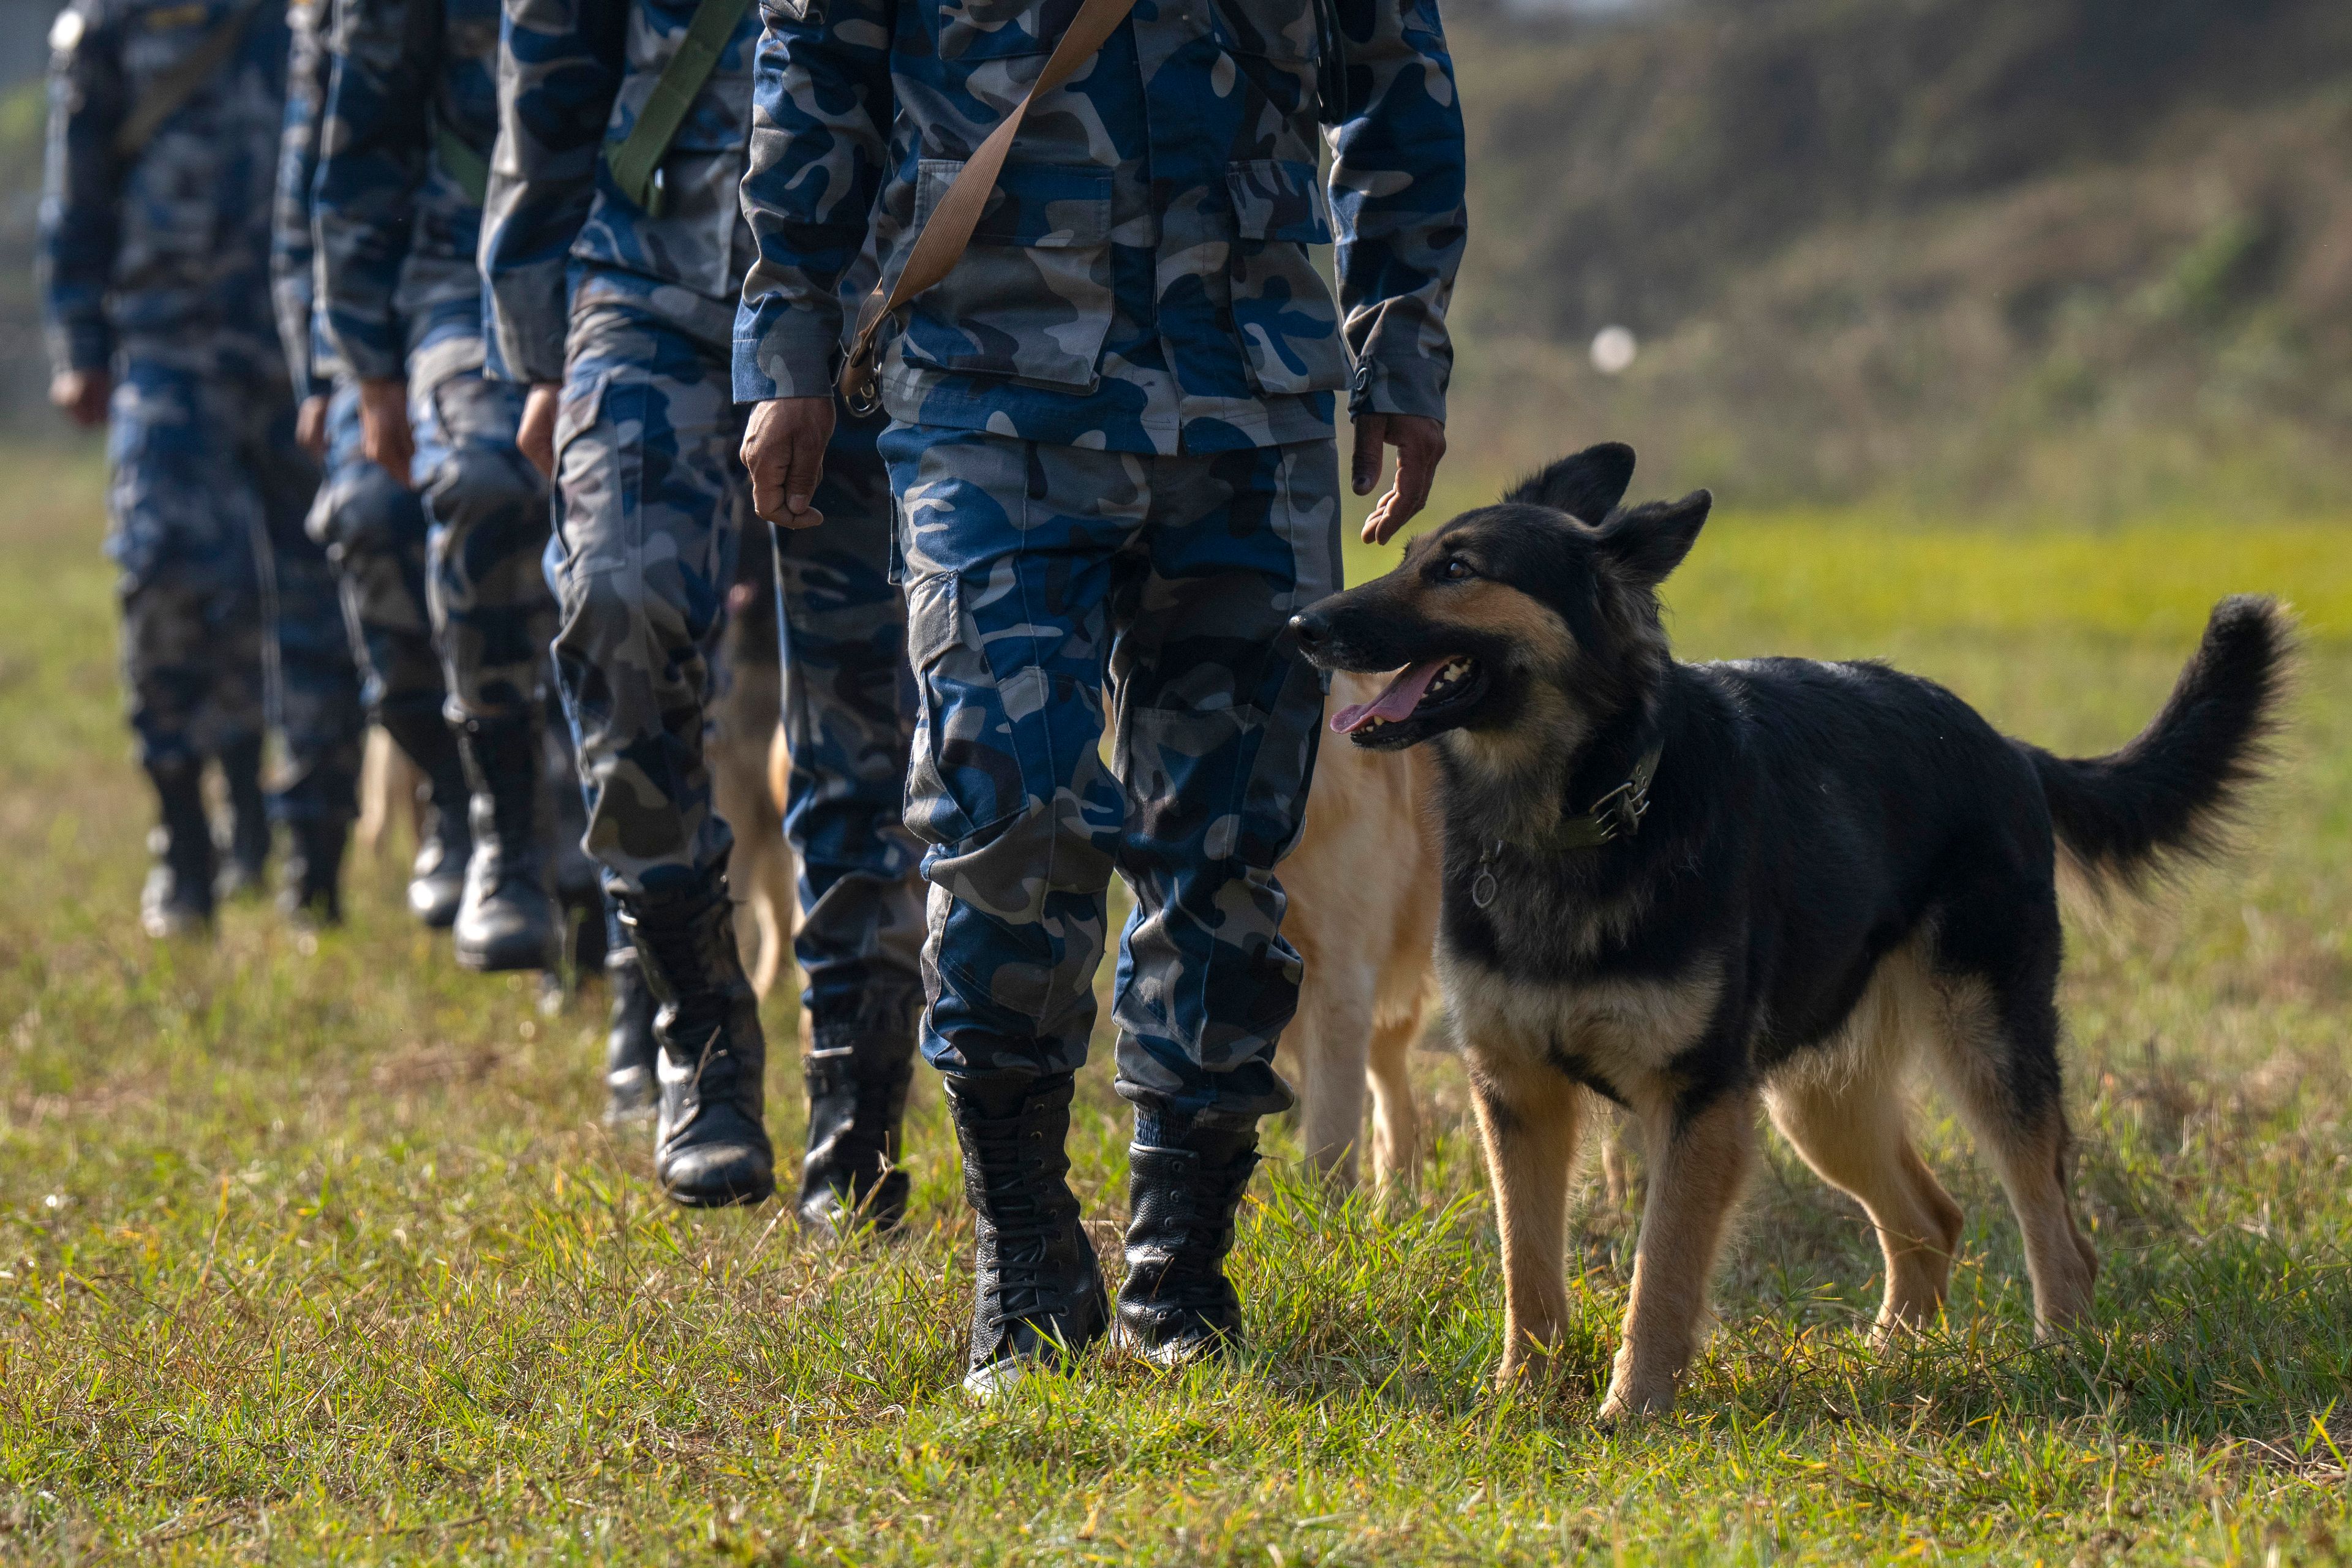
<box><xmin>1442</xmin><ymin>0</ymin><xmax>2352</xmax><ymax>516</ymax></box>
<box><xmin>6</xmin><ymin>0</ymin><xmax>2352</xmax><ymax>516</ymax></box>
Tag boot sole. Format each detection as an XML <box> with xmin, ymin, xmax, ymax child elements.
<box><xmin>453</xmin><ymin>937</ymin><xmax>559</xmax><ymax>973</ymax></box>
<box><xmin>662</xmin><ymin>1174</ymin><xmax>777</xmax><ymax>1208</ymax></box>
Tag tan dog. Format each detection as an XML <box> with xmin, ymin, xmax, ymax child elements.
<box><xmin>1279</xmin><ymin>669</ymin><xmax>1442</xmax><ymax>1188</ymax></box>
<box><xmin>355</xmin><ymin>724</ymin><xmax>427</xmax><ymax>864</ymax></box>
<box><xmin>710</xmin><ymin>584</ymin><xmax>799</xmax><ymax>1000</ymax></box>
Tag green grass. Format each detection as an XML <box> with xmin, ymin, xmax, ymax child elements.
<box><xmin>2</xmin><ymin>445</ymin><xmax>2349</xmax><ymax>1563</ymax></box>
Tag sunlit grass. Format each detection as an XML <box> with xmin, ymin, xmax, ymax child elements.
<box><xmin>2</xmin><ymin>442</ymin><xmax>2348</xmax><ymax>1562</ymax></box>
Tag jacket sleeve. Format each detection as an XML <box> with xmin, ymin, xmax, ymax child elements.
<box><xmin>273</xmin><ymin>1</ymin><xmax>334</xmax><ymax>398</ymax></box>
<box><xmin>731</xmin><ymin>0</ymin><xmax>896</xmax><ymax>403</ymax></box>
<box><xmin>314</xmin><ymin>0</ymin><xmax>435</xmax><ymax>382</ymax></box>
<box><xmin>481</xmin><ymin>0</ymin><xmax>625</xmax><ymax>385</ymax></box>
<box><xmin>1325</xmin><ymin>0</ymin><xmax>1465</xmax><ymax>423</ymax></box>
<box><xmin>37</xmin><ymin>3</ymin><xmax>126</xmax><ymax>377</ymax></box>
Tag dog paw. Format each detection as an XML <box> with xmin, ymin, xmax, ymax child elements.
<box><xmin>1595</xmin><ymin>1381</ymin><xmax>1673</xmax><ymax>1425</ymax></box>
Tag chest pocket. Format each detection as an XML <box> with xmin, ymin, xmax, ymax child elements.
<box><xmin>895</xmin><ymin>159</ymin><xmax>1115</xmax><ymax>393</ymax></box>
<box><xmin>1224</xmin><ymin>159</ymin><xmax>1349</xmax><ymax>397</ymax></box>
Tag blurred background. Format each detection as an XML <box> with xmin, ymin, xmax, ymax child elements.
<box><xmin>10</xmin><ymin>0</ymin><xmax>2352</xmax><ymax>519</ymax></box>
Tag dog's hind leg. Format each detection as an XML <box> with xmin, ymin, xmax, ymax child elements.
<box><xmin>1767</xmin><ymin>1066</ymin><xmax>1962</xmax><ymax>1344</ymax></box>
<box><xmin>1926</xmin><ymin>937</ymin><xmax>2097</xmax><ymax>1335</ymax></box>
<box><xmin>1295</xmin><ymin>967</ymin><xmax>1374</xmax><ymax>1187</ymax></box>
<box><xmin>1602</xmin><ymin>1091</ymin><xmax>1757</xmax><ymax>1420</ymax></box>
<box><xmin>1598</xmin><ymin>1107</ymin><xmax>1641</xmax><ymax>1207</ymax></box>
<box><xmin>1366</xmin><ymin>1001</ymin><xmax>1422</xmax><ymax>1190</ymax></box>
<box><xmin>1468</xmin><ymin>1050</ymin><xmax>1584</xmax><ymax>1387</ymax></box>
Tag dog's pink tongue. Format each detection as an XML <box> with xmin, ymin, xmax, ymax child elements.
<box><xmin>1332</xmin><ymin>660</ymin><xmax>1447</xmax><ymax>734</ymax></box>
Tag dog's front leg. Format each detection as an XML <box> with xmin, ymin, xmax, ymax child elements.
<box><xmin>1468</xmin><ymin>1050</ymin><xmax>1585</xmax><ymax>1387</ymax></box>
<box><xmin>1602</xmin><ymin>1091</ymin><xmax>1757</xmax><ymax>1420</ymax></box>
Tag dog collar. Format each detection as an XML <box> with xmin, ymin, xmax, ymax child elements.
<box><xmin>1471</xmin><ymin>742</ymin><xmax>1662</xmax><ymax>908</ymax></box>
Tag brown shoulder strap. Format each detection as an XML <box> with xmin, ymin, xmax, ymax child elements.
<box><xmin>835</xmin><ymin>0</ymin><xmax>1142</xmax><ymax>415</ymax></box>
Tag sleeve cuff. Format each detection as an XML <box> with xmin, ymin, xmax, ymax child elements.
<box><xmin>731</xmin><ymin>304</ymin><xmax>845</xmax><ymax>403</ymax></box>
<box><xmin>1349</xmin><ymin>350</ymin><xmax>1449</xmax><ymax>423</ymax></box>
<box><xmin>327</xmin><ymin>324</ymin><xmax>407</xmax><ymax>383</ymax></box>
<box><xmin>486</xmin><ymin>276</ymin><xmax>573</xmax><ymax>386</ymax></box>
<box><xmin>59</xmin><ymin>320</ymin><xmax>114</xmax><ymax>374</ymax></box>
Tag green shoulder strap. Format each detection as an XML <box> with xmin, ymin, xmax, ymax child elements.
<box><xmin>113</xmin><ymin>0</ymin><xmax>275</xmax><ymax>160</ymax></box>
<box><xmin>434</xmin><ymin>112</ymin><xmax>491</xmax><ymax>206</ymax></box>
<box><xmin>601</xmin><ymin>0</ymin><xmax>756</xmax><ymax>217</ymax></box>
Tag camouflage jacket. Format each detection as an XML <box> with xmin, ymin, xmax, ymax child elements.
<box><xmin>313</xmin><ymin>0</ymin><xmax>505</xmax><ymax>386</ymax></box>
<box><xmin>39</xmin><ymin>0</ymin><xmax>293</xmax><ymax>375</ymax></box>
<box><xmin>731</xmin><ymin>0</ymin><xmax>1466</xmax><ymax>455</ymax></box>
<box><xmin>481</xmin><ymin>0</ymin><xmax>763</xmax><ymax>385</ymax></box>
<box><xmin>272</xmin><ymin>0</ymin><xmax>337</xmax><ymax>399</ymax></box>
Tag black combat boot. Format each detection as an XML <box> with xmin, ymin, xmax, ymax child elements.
<box><xmin>451</xmin><ymin>712</ymin><xmax>560</xmax><ymax>972</ymax></box>
<box><xmin>797</xmin><ymin>990</ymin><xmax>922</xmax><ymax>1235</ymax></box>
<box><xmin>141</xmin><ymin>756</ymin><xmax>217</xmax><ymax>939</ymax></box>
<box><xmin>603</xmin><ymin>945</ymin><xmax>658</xmax><ymax>1123</ymax></box>
<box><xmin>378</xmin><ymin>704</ymin><xmax>471</xmax><ymax>929</ymax></box>
<box><xmin>1114</xmin><ymin>1121</ymin><xmax>1261</xmax><ymax>1369</ymax></box>
<box><xmin>620</xmin><ymin>877</ymin><xmax>775</xmax><ymax>1206</ymax></box>
<box><xmin>946</xmin><ymin>1074</ymin><xmax>1110</xmax><ymax>1397</ymax></box>
<box><xmin>214</xmin><ymin>734</ymin><xmax>271</xmax><ymax>902</ymax></box>
<box><xmin>278</xmin><ymin>813</ymin><xmax>350</xmax><ymax>928</ymax></box>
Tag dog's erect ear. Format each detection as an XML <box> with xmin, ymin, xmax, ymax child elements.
<box><xmin>1598</xmin><ymin>489</ymin><xmax>1711</xmax><ymax>587</ymax></box>
<box><xmin>1506</xmin><ymin>442</ymin><xmax>1637</xmax><ymax>525</ymax></box>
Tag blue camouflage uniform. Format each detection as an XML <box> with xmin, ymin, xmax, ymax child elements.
<box><xmin>41</xmin><ymin>0</ymin><xmax>365</xmax><ymax>853</ymax></box>
<box><xmin>272</xmin><ymin>0</ymin><xmax>445</xmax><ymax>741</ymax></box>
<box><xmin>734</xmin><ymin>0</ymin><xmax>1466</xmax><ymax>1128</ymax></box>
<box><xmin>312</xmin><ymin>0</ymin><xmax>556</xmax><ymax>735</ymax></box>
<box><xmin>481</xmin><ymin>0</ymin><xmax>925</xmax><ymax>1042</ymax></box>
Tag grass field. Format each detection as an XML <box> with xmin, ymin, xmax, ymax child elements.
<box><xmin>2</xmin><ymin>442</ymin><xmax>2348</xmax><ymax>1564</ymax></box>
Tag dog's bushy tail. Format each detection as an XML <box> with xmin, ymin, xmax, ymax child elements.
<box><xmin>2023</xmin><ymin>595</ymin><xmax>2293</xmax><ymax>896</ymax></box>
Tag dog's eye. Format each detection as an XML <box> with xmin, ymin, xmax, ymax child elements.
<box><xmin>1439</xmin><ymin>557</ymin><xmax>1474</xmax><ymax>582</ymax></box>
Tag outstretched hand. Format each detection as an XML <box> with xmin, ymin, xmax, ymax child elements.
<box><xmin>1352</xmin><ymin>412</ymin><xmax>1448</xmax><ymax>545</ymax></box>
<box><xmin>742</xmin><ymin>396</ymin><xmax>836</xmax><ymax>529</ymax></box>
<box><xmin>357</xmin><ymin>376</ymin><xmax>416</xmax><ymax>488</ymax></box>
<box><xmin>518</xmin><ymin>383</ymin><xmax>560</xmax><ymax>479</ymax></box>
<box><xmin>295</xmin><ymin>394</ymin><xmax>330</xmax><ymax>459</ymax></box>
<box><xmin>50</xmin><ymin>368</ymin><xmax>111</xmax><ymax>429</ymax></box>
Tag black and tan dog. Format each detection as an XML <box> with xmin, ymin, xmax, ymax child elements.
<box><xmin>1289</xmin><ymin>442</ymin><xmax>2289</xmax><ymax>1418</ymax></box>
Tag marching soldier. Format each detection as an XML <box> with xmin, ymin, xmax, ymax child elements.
<box><xmin>736</xmin><ymin>0</ymin><xmax>1466</xmax><ymax>1387</ymax></box>
<box><xmin>312</xmin><ymin>0</ymin><xmax>575</xmax><ymax>973</ymax></box>
<box><xmin>42</xmin><ymin>0</ymin><xmax>366</xmax><ymax>934</ymax></box>
<box><xmin>272</xmin><ymin>0</ymin><xmax>472</xmax><ymax>931</ymax></box>
<box><xmin>482</xmin><ymin>0</ymin><xmax>928</xmax><ymax>1217</ymax></box>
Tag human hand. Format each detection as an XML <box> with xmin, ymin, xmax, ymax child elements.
<box><xmin>1352</xmin><ymin>412</ymin><xmax>1448</xmax><ymax>545</ymax></box>
<box><xmin>50</xmin><ymin>368</ymin><xmax>111</xmax><ymax>428</ymax></box>
<box><xmin>519</xmin><ymin>382</ymin><xmax>560</xmax><ymax>480</ymax></box>
<box><xmin>741</xmin><ymin>396</ymin><xmax>836</xmax><ymax>529</ymax></box>
<box><xmin>358</xmin><ymin>377</ymin><xmax>416</xmax><ymax>486</ymax></box>
<box><xmin>295</xmin><ymin>393</ymin><xmax>331</xmax><ymax>459</ymax></box>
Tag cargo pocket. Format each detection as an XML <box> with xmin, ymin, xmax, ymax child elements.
<box><xmin>903</xmin><ymin>569</ymin><xmax>1025</xmax><ymax>848</ymax></box>
<box><xmin>897</xmin><ymin>160</ymin><xmax>1116</xmax><ymax>393</ymax></box>
<box><xmin>1224</xmin><ymin>159</ymin><xmax>1351</xmax><ymax>396</ymax></box>
<box><xmin>550</xmin><ymin>368</ymin><xmax>624</xmax><ymax>577</ymax></box>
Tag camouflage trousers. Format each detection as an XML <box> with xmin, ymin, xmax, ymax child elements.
<box><xmin>551</xmin><ymin>303</ymin><xmax>921</xmax><ymax>1019</ymax></box>
<box><xmin>107</xmin><ymin>344</ymin><xmax>363</xmax><ymax>823</ymax></box>
<box><xmin>310</xmin><ymin>377</ymin><xmax>445</xmax><ymax>732</ymax></box>
<box><xmin>878</xmin><ymin>425</ymin><xmax>1341</xmax><ymax>1127</ymax></box>
<box><xmin>410</xmin><ymin>360</ymin><xmax>554</xmax><ymax>724</ymax></box>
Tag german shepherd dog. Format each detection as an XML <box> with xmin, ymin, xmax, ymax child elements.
<box><xmin>1289</xmin><ymin>443</ymin><xmax>2289</xmax><ymax>1418</ymax></box>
